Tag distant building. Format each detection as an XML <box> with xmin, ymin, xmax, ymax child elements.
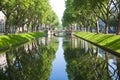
<box><xmin>99</xmin><ymin>19</ymin><xmax>105</xmax><ymax>33</ymax></box>
<box><xmin>99</xmin><ymin>19</ymin><xmax>116</xmax><ymax>33</ymax></box>
<box><xmin>0</xmin><ymin>11</ymin><xmax>5</xmax><ymax>33</ymax></box>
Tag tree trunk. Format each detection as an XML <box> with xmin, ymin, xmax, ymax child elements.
<box><xmin>36</xmin><ymin>24</ymin><xmax>39</xmax><ymax>32</ymax></box>
<box><xmin>105</xmin><ymin>20</ymin><xmax>109</xmax><ymax>34</ymax></box>
<box><xmin>87</xmin><ymin>20</ymin><xmax>90</xmax><ymax>32</ymax></box>
<box><xmin>84</xmin><ymin>25</ymin><xmax>86</xmax><ymax>32</ymax></box>
<box><xmin>105</xmin><ymin>51</ymin><xmax>109</xmax><ymax>79</ymax></box>
<box><xmin>90</xmin><ymin>27</ymin><xmax>92</xmax><ymax>32</ymax></box>
<box><xmin>31</xmin><ymin>23</ymin><xmax>34</xmax><ymax>32</ymax></box>
<box><xmin>22</xmin><ymin>24</ymin><xmax>25</xmax><ymax>32</ymax></box>
<box><xmin>116</xmin><ymin>20</ymin><xmax>120</xmax><ymax>35</ymax></box>
<box><xmin>5</xmin><ymin>52</ymin><xmax>13</xmax><ymax>80</ymax></box>
<box><xmin>34</xmin><ymin>24</ymin><xmax>37</xmax><ymax>32</ymax></box>
<box><xmin>96</xmin><ymin>20</ymin><xmax>99</xmax><ymax>34</ymax></box>
<box><xmin>116</xmin><ymin>13</ymin><xmax>120</xmax><ymax>35</ymax></box>
<box><xmin>80</xmin><ymin>26</ymin><xmax>82</xmax><ymax>31</ymax></box>
<box><xmin>116</xmin><ymin>3</ymin><xmax>120</xmax><ymax>35</ymax></box>
<box><xmin>26</xmin><ymin>23</ymin><xmax>29</xmax><ymax>32</ymax></box>
<box><xmin>15</xmin><ymin>24</ymin><xmax>18</xmax><ymax>34</ymax></box>
<box><xmin>117</xmin><ymin>58</ymin><xmax>120</xmax><ymax>79</ymax></box>
<box><xmin>4</xmin><ymin>18</ymin><xmax>9</xmax><ymax>35</ymax></box>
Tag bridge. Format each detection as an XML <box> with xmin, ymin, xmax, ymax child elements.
<box><xmin>45</xmin><ymin>30</ymin><xmax>79</xmax><ymax>36</ymax></box>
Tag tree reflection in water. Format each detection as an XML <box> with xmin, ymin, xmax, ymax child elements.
<box><xmin>64</xmin><ymin>37</ymin><xmax>120</xmax><ymax>80</ymax></box>
<box><xmin>0</xmin><ymin>37</ymin><xmax>57</xmax><ymax>80</ymax></box>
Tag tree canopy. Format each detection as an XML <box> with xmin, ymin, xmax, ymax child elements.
<box><xmin>62</xmin><ymin>0</ymin><xmax>120</xmax><ymax>34</ymax></box>
<box><xmin>0</xmin><ymin>0</ymin><xmax>59</xmax><ymax>34</ymax></box>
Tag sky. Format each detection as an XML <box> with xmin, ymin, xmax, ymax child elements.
<box><xmin>50</xmin><ymin>0</ymin><xmax>65</xmax><ymax>23</ymax></box>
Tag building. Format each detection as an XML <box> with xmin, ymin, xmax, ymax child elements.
<box><xmin>0</xmin><ymin>11</ymin><xmax>5</xmax><ymax>33</ymax></box>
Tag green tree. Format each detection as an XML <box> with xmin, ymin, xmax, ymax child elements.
<box><xmin>64</xmin><ymin>39</ymin><xmax>113</xmax><ymax>80</ymax></box>
<box><xmin>62</xmin><ymin>0</ymin><xmax>76</xmax><ymax>30</ymax></box>
<box><xmin>110</xmin><ymin>0</ymin><xmax>120</xmax><ymax>34</ymax></box>
<box><xmin>0</xmin><ymin>0</ymin><xmax>59</xmax><ymax>34</ymax></box>
<box><xmin>63</xmin><ymin>0</ymin><xmax>119</xmax><ymax>34</ymax></box>
<box><xmin>0</xmin><ymin>0</ymin><xmax>16</xmax><ymax>34</ymax></box>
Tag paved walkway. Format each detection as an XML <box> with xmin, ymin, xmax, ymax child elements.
<box><xmin>0</xmin><ymin>33</ymin><xmax>4</xmax><ymax>35</ymax></box>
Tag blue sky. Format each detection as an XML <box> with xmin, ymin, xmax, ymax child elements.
<box><xmin>50</xmin><ymin>0</ymin><xmax>65</xmax><ymax>23</ymax></box>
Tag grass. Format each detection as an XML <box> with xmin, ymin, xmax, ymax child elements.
<box><xmin>0</xmin><ymin>32</ymin><xmax>45</xmax><ymax>49</ymax></box>
<box><xmin>75</xmin><ymin>32</ymin><xmax>120</xmax><ymax>53</ymax></box>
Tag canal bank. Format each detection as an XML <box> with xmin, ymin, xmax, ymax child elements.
<box><xmin>75</xmin><ymin>32</ymin><xmax>120</xmax><ymax>56</ymax></box>
<box><xmin>0</xmin><ymin>32</ymin><xmax>45</xmax><ymax>52</ymax></box>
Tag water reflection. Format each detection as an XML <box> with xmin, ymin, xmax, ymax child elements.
<box><xmin>0</xmin><ymin>36</ymin><xmax>120</xmax><ymax>80</ymax></box>
<box><xmin>50</xmin><ymin>37</ymin><xmax>68</xmax><ymax>80</ymax></box>
<box><xmin>0</xmin><ymin>37</ymin><xmax>56</xmax><ymax>80</ymax></box>
<box><xmin>64</xmin><ymin>37</ymin><xmax>120</xmax><ymax>80</ymax></box>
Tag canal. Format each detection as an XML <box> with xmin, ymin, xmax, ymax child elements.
<box><xmin>0</xmin><ymin>36</ymin><xmax>120</xmax><ymax>80</ymax></box>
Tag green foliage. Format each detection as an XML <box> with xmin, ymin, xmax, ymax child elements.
<box><xmin>20</xmin><ymin>45</ymin><xmax>56</xmax><ymax>80</ymax></box>
<box><xmin>62</xmin><ymin>0</ymin><xmax>76</xmax><ymax>27</ymax></box>
<box><xmin>46</xmin><ymin>10</ymin><xmax>60</xmax><ymax>28</ymax></box>
<box><xmin>64</xmin><ymin>46</ymin><xmax>111</xmax><ymax>80</ymax></box>
<box><xmin>0</xmin><ymin>0</ymin><xmax>59</xmax><ymax>34</ymax></box>
<box><xmin>62</xmin><ymin>0</ymin><xmax>119</xmax><ymax>33</ymax></box>
<box><xmin>75</xmin><ymin>32</ymin><xmax>120</xmax><ymax>53</ymax></box>
<box><xmin>0</xmin><ymin>32</ymin><xmax>45</xmax><ymax>49</ymax></box>
<box><xmin>63</xmin><ymin>37</ymin><xmax>113</xmax><ymax>80</ymax></box>
<box><xmin>0</xmin><ymin>38</ymin><xmax>56</xmax><ymax>80</ymax></box>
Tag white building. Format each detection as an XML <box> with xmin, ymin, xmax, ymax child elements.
<box><xmin>0</xmin><ymin>11</ymin><xmax>5</xmax><ymax>33</ymax></box>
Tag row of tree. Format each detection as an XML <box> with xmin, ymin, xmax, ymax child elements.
<box><xmin>62</xmin><ymin>0</ymin><xmax>120</xmax><ymax>34</ymax></box>
<box><xmin>0</xmin><ymin>0</ymin><xmax>59</xmax><ymax>35</ymax></box>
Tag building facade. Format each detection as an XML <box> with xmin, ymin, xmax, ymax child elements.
<box><xmin>0</xmin><ymin>11</ymin><xmax>5</xmax><ymax>33</ymax></box>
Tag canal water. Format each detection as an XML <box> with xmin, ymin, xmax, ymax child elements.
<box><xmin>0</xmin><ymin>36</ymin><xmax>120</xmax><ymax>80</ymax></box>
